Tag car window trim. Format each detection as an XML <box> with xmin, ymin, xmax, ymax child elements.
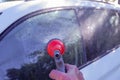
<box><xmin>3</xmin><ymin>6</ymin><xmax>118</xmax><ymax>69</ymax></box>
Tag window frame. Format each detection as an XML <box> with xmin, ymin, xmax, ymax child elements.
<box><xmin>1</xmin><ymin>5</ymin><xmax>120</xmax><ymax>70</ymax></box>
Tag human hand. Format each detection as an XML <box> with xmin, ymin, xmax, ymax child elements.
<box><xmin>49</xmin><ymin>64</ymin><xmax>84</xmax><ymax>80</ymax></box>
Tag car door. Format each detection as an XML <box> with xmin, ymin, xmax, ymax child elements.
<box><xmin>77</xmin><ymin>6</ymin><xmax>120</xmax><ymax>80</ymax></box>
<box><xmin>0</xmin><ymin>8</ymin><xmax>86</xmax><ymax>80</ymax></box>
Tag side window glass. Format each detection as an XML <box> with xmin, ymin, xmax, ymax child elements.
<box><xmin>78</xmin><ymin>8</ymin><xmax>120</xmax><ymax>61</ymax></box>
<box><xmin>0</xmin><ymin>10</ymin><xmax>85</xmax><ymax>80</ymax></box>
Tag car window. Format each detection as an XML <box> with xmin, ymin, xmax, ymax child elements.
<box><xmin>78</xmin><ymin>8</ymin><xmax>120</xmax><ymax>61</ymax></box>
<box><xmin>0</xmin><ymin>9</ymin><xmax>85</xmax><ymax>80</ymax></box>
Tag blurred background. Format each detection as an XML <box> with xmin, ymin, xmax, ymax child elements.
<box><xmin>0</xmin><ymin>0</ymin><xmax>118</xmax><ymax>3</ymax></box>
<box><xmin>0</xmin><ymin>0</ymin><xmax>119</xmax><ymax>5</ymax></box>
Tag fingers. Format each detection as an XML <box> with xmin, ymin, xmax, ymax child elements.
<box><xmin>65</xmin><ymin>64</ymin><xmax>74</xmax><ymax>69</ymax></box>
<box><xmin>49</xmin><ymin>70</ymin><xmax>70</xmax><ymax>80</ymax></box>
<box><xmin>75</xmin><ymin>69</ymin><xmax>84</xmax><ymax>80</ymax></box>
<box><xmin>65</xmin><ymin>64</ymin><xmax>77</xmax><ymax>72</ymax></box>
<box><xmin>65</xmin><ymin>64</ymin><xmax>84</xmax><ymax>80</ymax></box>
<box><xmin>49</xmin><ymin>64</ymin><xmax>84</xmax><ymax>80</ymax></box>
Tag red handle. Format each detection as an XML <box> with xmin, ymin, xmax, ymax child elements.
<box><xmin>47</xmin><ymin>39</ymin><xmax>65</xmax><ymax>57</ymax></box>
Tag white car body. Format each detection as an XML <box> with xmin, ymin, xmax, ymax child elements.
<box><xmin>0</xmin><ymin>0</ymin><xmax>120</xmax><ymax>80</ymax></box>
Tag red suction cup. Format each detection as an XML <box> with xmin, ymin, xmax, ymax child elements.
<box><xmin>47</xmin><ymin>39</ymin><xmax>65</xmax><ymax>57</ymax></box>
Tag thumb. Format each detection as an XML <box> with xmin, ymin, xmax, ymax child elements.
<box><xmin>49</xmin><ymin>70</ymin><xmax>67</xmax><ymax>80</ymax></box>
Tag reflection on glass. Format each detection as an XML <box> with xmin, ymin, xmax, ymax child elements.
<box><xmin>78</xmin><ymin>8</ymin><xmax>120</xmax><ymax>60</ymax></box>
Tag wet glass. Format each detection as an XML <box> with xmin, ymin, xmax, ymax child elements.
<box><xmin>0</xmin><ymin>10</ymin><xmax>84</xmax><ymax>80</ymax></box>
